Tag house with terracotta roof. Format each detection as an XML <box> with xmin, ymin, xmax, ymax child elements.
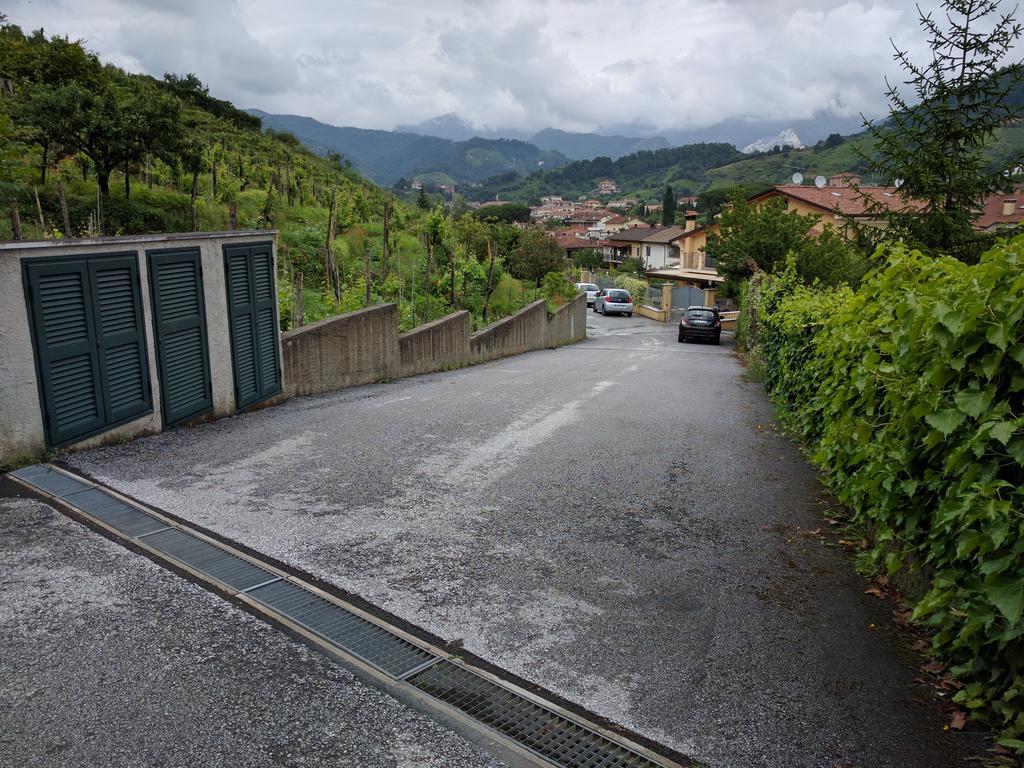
<box><xmin>644</xmin><ymin>212</ymin><xmax>724</xmax><ymax>288</ymax></box>
<box><xmin>745</xmin><ymin>173</ymin><xmax>925</xmax><ymax>236</ymax></box>
<box><xmin>603</xmin><ymin>214</ymin><xmax>647</xmax><ymax>234</ymax></box>
<box><xmin>975</xmin><ymin>192</ymin><xmax>1024</xmax><ymax>232</ymax></box>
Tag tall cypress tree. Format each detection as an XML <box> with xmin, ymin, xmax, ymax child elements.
<box><xmin>661</xmin><ymin>185</ymin><xmax>676</xmax><ymax>226</ymax></box>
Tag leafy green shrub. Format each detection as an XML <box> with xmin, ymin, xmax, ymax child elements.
<box><xmin>608</xmin><ymin>273</ymin><xmax>647</xmax><ymax>301</ymax></box>
<box><xmin>540</xmin><ymin>271</ymin><xmax>577</xmax><ymax>312</ymax></box>
<box><xmin>746</xmin><ymin>239</ymin><xmax>1024</xmax><ymax>747</ymax></box>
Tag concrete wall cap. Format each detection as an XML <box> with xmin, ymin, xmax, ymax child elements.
<box><xmin>0</xmin><ymin>229</ymin><xmax>278</xmax><ymax>252</ymax></box>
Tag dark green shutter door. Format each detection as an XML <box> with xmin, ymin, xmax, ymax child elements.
<box><xmin>225</xmin><ymin>245</ymin><xmax>260</xmax><ymax>408</ymax></box>
<box><xmin>251</xmin><ymin>244</ymin><xmax>282</xmax><ymax>399</ymax></box>
<box><xmin>225</xmin><ymin>243</ymin><xmax>279</xmax><ymax>410</ymax></box>
<box><xmin>24</xmin><ymin>254</ymin><xmax>151</xmax><ymax>448</ymax></box>
<box><xmin>25</xmin><ymin>260</ymin><xmax>106</xmax><ymax>445</ymax></box>
<box><xmin>89</xmin><ymin>256</ymin><xmax>150</xmax><ymax>424</ymax></box>
<box><xmin>149</xmin><ymin>249</ymin><xmax>213</xmax><ymax>424</ymax></box>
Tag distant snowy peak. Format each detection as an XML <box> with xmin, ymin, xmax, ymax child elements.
<box><xmin>741</xmin><ymin>128</ymin><xmax>805</xmax><ymax>154</ymax></box>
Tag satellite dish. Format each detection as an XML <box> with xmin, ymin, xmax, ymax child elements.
<box><xmin>814</xmin><ymin>175</ymin><xmax>827</xmax><ymax>188</ymax></box>
<box><xmin>791</xmin><ymin>172</ymin><xmax>804</xmax><ymax>185</ymax></box>
<box><xmin>894</xmin><ymin>178</ymin><xmax>904</xmax><ymax>188</ymax></box>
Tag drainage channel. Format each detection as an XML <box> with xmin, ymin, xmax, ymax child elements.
<box><xmin>8</xmin><ymin>463</ymin><xmax>690</xmax><ymax>768</ymax></box>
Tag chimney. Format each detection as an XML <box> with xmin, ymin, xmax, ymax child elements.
<box><xmin>685</xmin><ymin>211</ymin><xmax>698</xmax><ymax>232</ymax></box>
<box><xmin>827</xmin><ymin>173</ymin><xmax>861</xmax><ymax>187</ymax></box>
<box><xmin>1003</xmin><ymin>199</ymin><xmax>1016</xmax><ymax>217</ymax></box>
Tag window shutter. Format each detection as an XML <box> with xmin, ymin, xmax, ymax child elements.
<box><xmin>25</xmin><ymin>261</ymin><xmax>106</xmax><ymax>445</ymax></box>
<box><xmin>224</xmin><ymin>245</ymin><xmax>260</xmax><ymax>409</ymax></box>
<box><xmin>90</xmin><ymin>256</ymin><xmax>151</xmax><ymax>424</ymax></box>
<box><xmin>149</xmin><ymin>249</ymin><xmax>213</xmax><ymax>424</ymax></box>
<box><xmin>251</xmin><ymin>244</ymin><xmax>281</xmax><ymax>400</ymax></box>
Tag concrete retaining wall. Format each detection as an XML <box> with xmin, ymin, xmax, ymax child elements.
<box><xmin>399</xmin><ymin>311</ymin><xmax>471</xmax><ymax>377</ymax></box>
<box><xmin>281</xmin><ymin>304</ymin><xmax>400</xmax><ymax>397</ymax></box>
<box><xmin>544</xmin><ymin>293</ymin><xmax>587</xmax><ymax>348</ymax></box>
<box><xmin>282</xmin><ymin>294</ymin><xmax>587</xmax><ymax>397</ymax></box>
<box><xmin>469</xmin><ymin>301</ymin><xmax>549</xmax><ymax>363</ymax></box>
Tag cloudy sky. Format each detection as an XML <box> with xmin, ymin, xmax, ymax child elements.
<box><xmin>3</xmin><ymin>0</ymin><xmax>1006</xmax><ymax>133</ymax></box>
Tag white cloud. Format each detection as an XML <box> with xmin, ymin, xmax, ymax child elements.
<box><xmin>4</xmin><ymin>0</ymin><xmax>1018</xmax><ymax>132</ymax></box>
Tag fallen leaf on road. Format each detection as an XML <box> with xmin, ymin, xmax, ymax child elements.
<box><xmin>923</xmin><ymin>661</ymin><xmax>945</xmax><ymax>673</ymax></box>
<box><xmin>864</xmin><ymin>587</ymin><xmax>885</xmax><ymax>598</ymax></box>
<box><xmin>950</xmin><ymin>711</ymin><xmax>967</xmax><ymax>731</ymax></box>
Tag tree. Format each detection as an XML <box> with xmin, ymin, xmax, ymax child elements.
<box><xmin>472</xmin><ymin>202</ymin><xmax>530</xmax><ymax>224</ymax></box>
<box><xmin>417</xmin><ymin>186</ymin><xmax>430</xmax><ymax>210</ymax></box>
<box><xmin>509</xmin><ymin>227</ymin><xmax>565</xmax><ymax>286</ymax></box>
<box><xmin>706</xmin><ymin>196</ymin><xmax>821</xmax><ymax>294</ymax></box>
<box><xmin>661</xmin><ymin>185</ymin><xmax>676</xmax><ymax>225</ymax></box>
<box><xmin>572</xmin><ymin>248</ymin><xmax>603</xmax><ymax>270</ymax></box>
<box><xmin>20</xmin><ymin>73</ymin><xmax>182</xmax><ymax>195</ymax></box>
<box><xmin>860</xmin><ymin>0</ymin><xmax>1024</xmax><ymax>260</ymax></box>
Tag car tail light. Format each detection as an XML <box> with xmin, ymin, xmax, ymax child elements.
<box><xmin>625</xmin><ymin>296</ymin><xmax>632</xmax><ymax>303</ymax></box>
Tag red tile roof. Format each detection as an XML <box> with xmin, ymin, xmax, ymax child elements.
<box><xmin>975</xmin><ymin>193</ymin><xmax>1024</xmax><ymax>230</ymax></box>
<box><xmin>751</xmin><ymin>185</ymin><xmax>925</xmax><ymax>217</ymax></box>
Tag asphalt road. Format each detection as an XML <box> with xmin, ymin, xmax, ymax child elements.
<box><xmin>65</xmin><ymin>311</ymin><xmax>987</xmax><ymax>767</ymax></box>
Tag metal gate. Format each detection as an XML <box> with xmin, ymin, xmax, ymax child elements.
<box><xmin>671</xmin><ymin>285</ymin><xmax>706</xmax><ymax>310</ymax></box>
<box><xmin>148</xmin><ymin>248</ymin><xmax>213</xmax><ymax>425</ymax></box>
<box><xmin>223</xmin><ymin>242</ymin><xmax>281</xmax><ymax>410</ymax></box>
<box><xmin>23</xmin><ymin>253</ymin><xmax>152</xmax><ymax>447</ymax></box>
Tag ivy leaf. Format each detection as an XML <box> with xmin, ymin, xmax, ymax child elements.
<box><xmin>985</xmin><ymin>576</ymin><xmax>1024</xmax><ymax>625</ymax></box>
<box><xmin>986</xmin><ymin>321</ymin><xmax>1011</xmax><ymax>350</ymax></box>
<box><xmin>1008</xmin><ymin>436</ymin><xmax>1024</xmax><ymax>466</ymax></box>
<box><xmin>926</xmin><ymin>409</ymin><xmax>966</xmax><ymax>435</ymax></box>
<box><xmin>989</xmin><ymin>421</ymin><xmax>1015</xmax><ymax>446</ymax></box>
<box><xmin>1010</xmin><ymin>343</ymin><xmax>1024</xmax><ymax>366</ymax></box>
<box><xmin>954</xmin><ymin>389</ymin><xmax>993</xmax><ymax>418</ymax></box>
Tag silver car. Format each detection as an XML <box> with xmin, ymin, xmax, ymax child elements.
<box><xmin>593</xmin><ymin>288</ymin><xmax>633</xmax><ymax>316</ymax></box>
<box><xmin>575</xmin><ymin>282</ymin><xmax>599</xmax><ymax>306</ymax></box>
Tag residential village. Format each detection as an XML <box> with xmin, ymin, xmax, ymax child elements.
<box><xmin>474</xmin><ymin>172</ymin><xmax>1024</xmax><ymax>313</ymax></box>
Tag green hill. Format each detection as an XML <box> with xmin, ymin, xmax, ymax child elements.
<box><xmin>465</xmin><ymin>143</ymin><xmax>743</xmax><ymax>204</ymax></box>
<box><xmin>250</xmin><ymin>110</ymin><xmax>569</xmax><ymax>186</ymax></box>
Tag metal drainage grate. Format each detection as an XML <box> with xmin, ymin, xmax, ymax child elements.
<box><xmin>245</xmin><ymin>579</ymin><xmax>438</xmax><ymax>679</ymax></box>
<box><xmin>61</xmin><ymin>487</ymin><xmax>169</xmax><ymax>537</ymax></box>
<box><xmin>140</xmin><ymin>528</ymin><xmax>275</xmax><ymax>592</ymax></box>
<box><xmin>409</xmin><ymin>661</ymin><xmax>663</xmax><ymax>768</ymax></box>
<box><xmin>9</xmin><ymin>464</ymin><xmax>90</xmax><ymax>498</ymax></box>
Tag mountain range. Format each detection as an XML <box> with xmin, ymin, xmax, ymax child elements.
<box><xmin>250</xmin><ymin>108</ymin><xmax>873</xmax><ymax>191</ymax></box>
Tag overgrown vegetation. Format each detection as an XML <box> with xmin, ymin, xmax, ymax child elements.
<box><xmin>741</xmin><ymin>243</ymin><xmax>1023</xmax><ymax>750</ymax></box>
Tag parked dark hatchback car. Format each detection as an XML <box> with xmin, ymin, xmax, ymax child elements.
<box><xmin>678</xmin><ymin>306</ymin><xmax>721</xmax><ymax>344</ymax></box>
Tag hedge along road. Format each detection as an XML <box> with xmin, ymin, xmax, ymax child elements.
<box><xmin>66</xmin><ymin>311</ymin><xmax>988</xmax><ymax>768</ymax></box>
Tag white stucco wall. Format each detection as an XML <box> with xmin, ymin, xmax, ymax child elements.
<box><xmin>0</xmin><ymin>230</ymin><xmax>278</xmax><ymax>466</ymax></box>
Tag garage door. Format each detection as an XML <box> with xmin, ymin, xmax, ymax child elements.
<box><xmin>148</xmin><ymin>248</ymin><xmax>213</xmax><ymax>425</ymax></box>
<box><xmin>223</xmin><ymin>242</ymin><xmax>281</xmax><ymax>409</ymax></box>
<box><xmin>24</xmin><ymin>253</ymin><xmax>152</xmax><ymax>448</ymax></box>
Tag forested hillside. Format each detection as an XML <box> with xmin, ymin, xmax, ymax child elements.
<box><xmin>465</xmin><ymin>142</ymin><xmax>743</xmax><ymax>203</ymax></box>
<box><xmin>251</xmin><ymin>110</ymin><xmax>570</xmax><ymax>186</ymax></box>
<box><xmin>0</xmin><ymin>20</ymin><xmax>570</xmax><ymax>336</ymax></box>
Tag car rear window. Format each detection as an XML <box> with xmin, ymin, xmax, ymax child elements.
<box><xmin>580</xmin><ymin>284</ymin><xmax>598</xmax><ymax>291</ymax></box>
<box><xmin>608</xmin><ymin>291</ymin><xmax>630</xmax><ymax>300</ymax></box>
<box><xmin>686</xmin><ymin>309</ymin><xmax>716</xmax><ymax>320</ymax></box>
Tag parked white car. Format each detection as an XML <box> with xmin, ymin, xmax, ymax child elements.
<box><xmin>575</xmin><ymin>283</ymin><xmax>599</xmax><ymax>306</ymax></box>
